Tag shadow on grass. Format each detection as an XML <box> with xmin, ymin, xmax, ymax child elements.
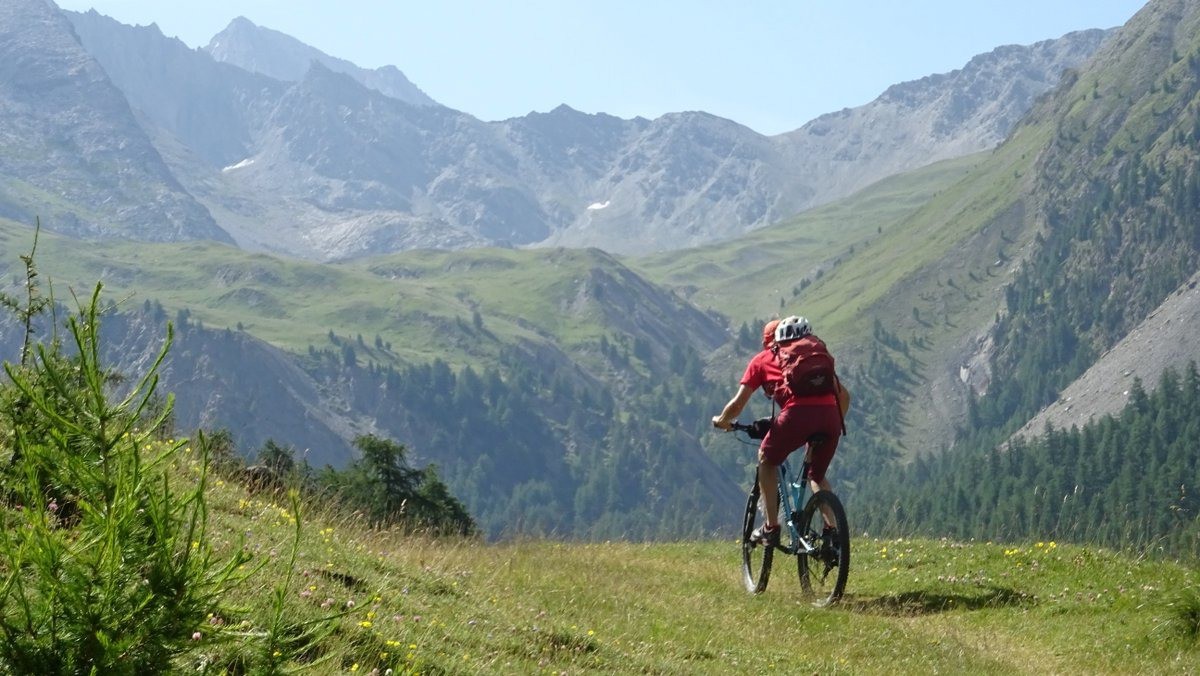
<box><xmin>844</xmin><ymin>586</ymin><xmax>1036</xmax><ymax>616</ymax></box>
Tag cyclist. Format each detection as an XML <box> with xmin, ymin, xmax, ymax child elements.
<box><xmin>712</xmin><ymin>316</ymin><xmax>844</xmax><ymax>544</ymax></box>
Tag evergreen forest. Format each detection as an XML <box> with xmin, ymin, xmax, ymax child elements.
<box><xmin>857</xmin><ymin>364</ymin><xmax>1200</xmax><ymax>556</ymax></box>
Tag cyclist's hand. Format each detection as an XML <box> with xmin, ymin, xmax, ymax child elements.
<box><xmin>712</xmin><ymin>416</ymin><xmax>732</xmax><ymax>431</ymax></box>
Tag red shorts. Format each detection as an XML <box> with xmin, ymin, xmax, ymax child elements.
<box><xmin>759</xmin><ymin>403</ymin><xmax>842</xmax><ymax>482</ymax></box>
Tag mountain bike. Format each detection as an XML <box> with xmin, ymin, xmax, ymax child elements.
<box><xmin>730</xmin><ymin>419</ymin><xmax>850</xmax><ymax>606</ymax></box>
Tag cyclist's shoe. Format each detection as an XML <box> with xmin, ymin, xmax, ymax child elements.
<box><xmin>750</xmin><ymin>523</ymin><xmax>780</xmax><ymax>546</ymax></box>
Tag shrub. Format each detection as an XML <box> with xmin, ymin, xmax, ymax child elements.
<box><xmin>0</xmin><ymin>283</ymin><xmax>247</xmax><ymax>673</ymax></box>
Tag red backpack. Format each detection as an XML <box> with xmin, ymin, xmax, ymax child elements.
<box><xmin>772</xmin><ymin>335</ymin><xmax>837</xmax><ymax>401</ymax></box>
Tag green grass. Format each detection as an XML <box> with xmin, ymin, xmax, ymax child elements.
<box><xmin>353</xmin><ymin>247</ymin><xmax>643</xmax><ymax>347</ymax></box>
<box><xmin>201</xmin><ymin>470</ymin><xmax>1200</xmax><ymax>674</ymax></box>
<box><xmin>795</xmin><ymin>128</ymin><xmax>1045</xmax><ymax>341</ymax></box>
<box><xmin>627</xmin><ymin>133</ymin><xmax>1046</xmax><ymax>363</ymax></box>
<box><xmin>761</xmin><ymin>127</ymin><xmax>1040</xmax><ymax>350</ymax></box>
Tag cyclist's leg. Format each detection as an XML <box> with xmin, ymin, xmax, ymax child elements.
<box><xmin>806</xmin><ymin>435</ymin><xmax>839</xmax><ymax>489</ymax></box>
<box><xmin>756</xmin><ymin>454</ymin><xmax>780</xmax><ymax>527</ymax></box>
<box><xmin>801</xmin><ymin>407</ymin><xmax>843</xmax><ymax>526</ymax></box>
<box><xmin>758</xmin><ymin>421</ymin><xmax>799</xmax><ymax>529</ymax></box>
<box><xmin>803</xmin><ymin>453</ymin><xmax>836</xmax><ymax>528</ymax></box>
<box><xmin>800</xmin><ymin>448</ymin><xmax>834</xmax><ymax>527</ymax></box>
<box><xmin>803</xmin><ymin>407</ymin><xmax>842</xmax><ymax>481</ymax></box>
<box><xmin>758</xmin><ymin>404</ymin><xmax>813</xmax><ymax>527</ymax></box>
<box><xmin>801</xmin><ymin>447</ymin><xmax>833</xmax><ymax>494</ymax></box>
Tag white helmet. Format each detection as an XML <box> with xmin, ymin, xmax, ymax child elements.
<box><xmin>774</xmin><ymin>315</ymin><xmax>812</xmax><ymax>343</ymax></box>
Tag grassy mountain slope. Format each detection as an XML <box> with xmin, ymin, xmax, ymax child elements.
<box><xmin>790</xmin><ymin>131</ymin><xmax>1042</xmax><ymax>343</ymax></box>
<box><xmin>0</xmin><ymin>222</ymin><xmax>721</xmax><ymax>369</ymax></box>
<box><xmin>632</xmin><ymin>152</ymin><xmax>989</xmax><ymax>331</ymax></box>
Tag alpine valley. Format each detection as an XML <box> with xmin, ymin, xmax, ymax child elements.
<box><xmin>1</xmin><ymin>0</ymin><xmax>1197</xmax><ymax>548</ymax></box>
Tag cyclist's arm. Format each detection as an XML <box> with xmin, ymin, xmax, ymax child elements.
<box><xmin>712</xmin><ymin>384</ymin><xmax>754</xmax><ymax>430</ymax></box>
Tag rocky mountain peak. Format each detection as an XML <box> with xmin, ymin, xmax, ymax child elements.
<box><xmin>204</xmin><ymin>16</ymin><xmax>438</xmax><ymax>108</ymax></box>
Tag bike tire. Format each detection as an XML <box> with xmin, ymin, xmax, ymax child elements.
<box><xmin>740</xmin><ymin>480</ymin><xmax>773</xmax><ymax>594</ymax></box>
<box><xmin>796</xmin><ymin>490</ymin><xmax>850</xmax><ymax>606</ymax></box>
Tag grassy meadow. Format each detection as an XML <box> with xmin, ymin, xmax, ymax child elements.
<box><xmin>191</xmin><ymin>457</ymin><xmax>1200</xmax><ymax>674</ymax></box>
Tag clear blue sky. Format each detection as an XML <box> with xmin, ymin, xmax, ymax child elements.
<box><xmin>54</xmin><ymin>0</ymin><xmax>1148</xmax><ymax>135</ymax></box>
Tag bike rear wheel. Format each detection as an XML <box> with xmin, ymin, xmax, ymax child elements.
<box><xmin>796</xmin><ymin>490</ymin><xmax>850</xmax><ymax>606</ymax></box>
<box><xmin>741</xmin><ymin>480</ymin><xmax>774</xmax><ymax>594</ymax></box>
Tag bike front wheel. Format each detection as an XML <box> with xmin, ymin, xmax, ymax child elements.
<box><xmin>740</xmin><ymin>480</ymin><xmax>774</xmax><ymax>594</ymax></box>
<box><xmin>796</xmin><ymin>490</ymin><xmax>850</xmax><ymax>606</ymax></box>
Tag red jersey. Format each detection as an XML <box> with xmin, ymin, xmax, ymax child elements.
<box><xmin>740</xmin><ymin>349</ymin><xmax>837</xmax><ymax>409</ymax></box>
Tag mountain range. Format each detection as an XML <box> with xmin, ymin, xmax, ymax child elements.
<box><xmin>5</xmin><ymin>2</ymin><xmax>1111</xmax><ymax>259</ymax></box>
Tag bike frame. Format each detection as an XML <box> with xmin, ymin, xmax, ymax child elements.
<box><xmin>773</xmin><ymin>455</ymin><xmax>822</xmax><ymax>558</ymax></box>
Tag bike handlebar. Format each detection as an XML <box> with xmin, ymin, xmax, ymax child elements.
<box><xmin>727</xmin><ymin>417</ymin><xmax>772</xmax><ymax>440</ymax></box>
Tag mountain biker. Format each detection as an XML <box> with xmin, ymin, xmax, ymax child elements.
<box><xmin>711</xmin><ymin>316</ymin><xmax>844</xmax><ymax>544</ymax></box>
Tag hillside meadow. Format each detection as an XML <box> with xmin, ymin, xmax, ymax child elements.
<box><xmin>161</xmin><ymin>458</ymin><xmax>1200</xmax><ymax>674</ymax></box>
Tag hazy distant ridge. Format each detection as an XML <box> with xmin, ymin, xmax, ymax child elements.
<box><xmin>779</xmin><ymin>29</ymin><xmax>1112</xmax><ymax>211</ymax></box>
<box><xmin>52</xmin><ymin>8</ymin><xmax>1111</xmax><ymax>258</ymax></box>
